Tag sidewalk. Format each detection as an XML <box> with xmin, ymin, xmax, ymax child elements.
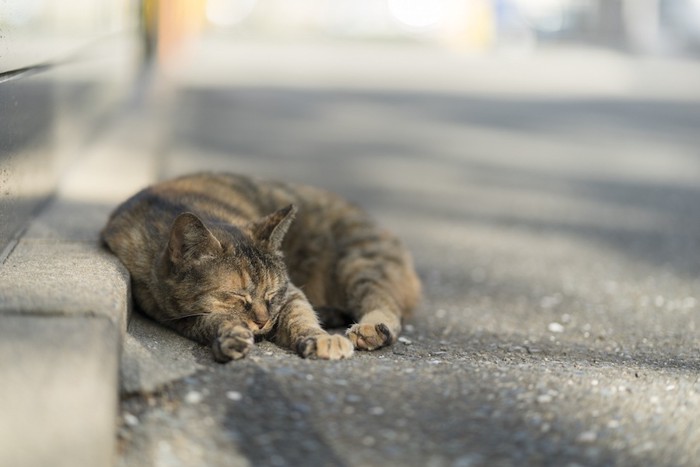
<box><xmin>0</xmin><ymin>99</ymin><xmax>160</xmax><ymax>467</ymax></box>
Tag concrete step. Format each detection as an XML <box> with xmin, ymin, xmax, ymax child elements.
<box><xmin>0</xmin><ymin>107</ymin><xmax>160</xmax><ymax>467</ymax></box>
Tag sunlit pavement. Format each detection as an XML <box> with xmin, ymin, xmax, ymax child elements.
<box><xmin>118</xmin><ymin>38</ymin><xmax>700</xmax><ymax>466</ymax></box>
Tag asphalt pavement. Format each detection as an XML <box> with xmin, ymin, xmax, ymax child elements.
<box><xmin>117</xmin><ymin>39</ymin><xmax>700</xmax><ymax>467</ymax></box>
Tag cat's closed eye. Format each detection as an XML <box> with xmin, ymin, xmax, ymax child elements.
<box><xmin>216</xmin><ymin>291</ymin><xmax>251</xmax><ymax>306</ymax></box>
<box><xmin>264</xmin><ymin>285</ymin><xmax>288</xmax><ymax>304</ymax></box>
<box><xmin>264</xmin><ymin>291</ymin><xmax>277</xmax><ymax>303</ymax></box>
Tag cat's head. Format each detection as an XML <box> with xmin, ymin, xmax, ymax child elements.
<box><xmin>157</xmin><ymin>205</ymin><xmax>297</xmax><ymax>335</ymax></box>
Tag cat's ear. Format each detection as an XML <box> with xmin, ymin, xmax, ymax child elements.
<box><xmin>168</xmin><ymin>212</ymin><xmax>222</xmax><ymax>265</ymax></box>
<box><xmin>250</xmin><ymin>204</ymin><xmax>297</xmax><ymax>251</ymax></box>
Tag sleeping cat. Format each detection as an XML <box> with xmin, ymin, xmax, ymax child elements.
<box><xmin>101</xmin><ymin>173</ymin><xmax>421</xmax><ymax>361</ymax></box>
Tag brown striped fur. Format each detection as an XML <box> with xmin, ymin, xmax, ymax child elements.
<box><xmin>101</xmin><ymin>173</ymin><xmax>421</xmax><ymax>361</ymax></box>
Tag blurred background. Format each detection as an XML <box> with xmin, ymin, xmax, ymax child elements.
<box><xmin>150</xmin><ymin>0</ymin><xmax>700</xmax><ymax>59</ymax></box>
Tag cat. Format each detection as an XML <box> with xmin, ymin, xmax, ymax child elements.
<box><xmin>101</xmin><ymin>172</ymin><xmax>421</xmax><ymax>361</ymax></box>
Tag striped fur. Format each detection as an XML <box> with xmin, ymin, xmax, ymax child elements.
<box><xmin>101</xmin><ymin>173</ymin><xmax>421</xmax><ymax>361</ymax></box>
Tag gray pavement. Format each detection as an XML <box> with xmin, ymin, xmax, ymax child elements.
<box><xmin>114</xmin><ymin>41</ymin><xmax>700</xmax><ymax>466</ymax></box>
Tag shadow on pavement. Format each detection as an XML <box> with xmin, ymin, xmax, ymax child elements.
<box><xmin>222</xmin><ymin>365</ymin><xmax>348</xmax><ymax>467</ymax></box>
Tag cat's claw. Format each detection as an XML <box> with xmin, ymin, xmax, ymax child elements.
<box><xmin>213</xmin><ymin>325</ymin><xmax>254</xmax><ymax>362</ymax></box>
<box><xmin>298</xmin><ymin>334</ymin><xmax>354</xmax><ymax>360</ymax></box>
<box><xmin>346</xmin><ymin>323</ymin><xmax>395</xmax><ymax>350</ymax></box>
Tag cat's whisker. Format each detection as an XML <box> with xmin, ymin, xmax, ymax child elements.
<box><xmin>163</xmin><ymin>313</ymin><xmax>210</xmax><ymax>321</ymax></box>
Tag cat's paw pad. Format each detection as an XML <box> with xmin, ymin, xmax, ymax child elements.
<box><xmin>213</xmin><ymin>325</ymin><xmax>254</xmax><ymax>362</ymax></box>
<box><xmin>346</xmin><ymin>323</ymin><xmax>395</xmax><ymax>351</ymax></box>
<box><xmin>298</xmin><ymin>334</ymin><xmax>354</xmax><ymax>360</ymax></box>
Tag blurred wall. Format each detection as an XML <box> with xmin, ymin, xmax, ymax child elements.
<box><xmin>0</xmin><ymin>0</ymin><xmax>138</xmax><ymax>259</ymax></box>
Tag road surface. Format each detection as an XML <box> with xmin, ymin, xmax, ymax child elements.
<box><xmin>117</xmin><ymin>40</ymin><xmax>700</xmax><ymax>467</ymax></box>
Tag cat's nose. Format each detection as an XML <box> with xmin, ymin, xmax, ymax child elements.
<box><xmin>253</xmin><ymin>316</ymin><xmax>268</xmax><ymax>326</ymax></box>
<box><xmin>252</xmin><ymin>304</ymin><xmax>270</xmax><ymax>327</ymax></box>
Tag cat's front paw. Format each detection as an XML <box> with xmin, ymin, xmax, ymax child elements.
<box><xmin>346</xmin><ymin>323</ymin><xmax>395</xmax><ymax>351</ymax></box>
<box><xmin>298</xmin><ymin>334</ymin><xmax>354</xmax><ymax>360</ymax></box>
<box><xmin>213</xmin><ymin>325</ymin><xmax>254</xmax><ymax>362</ymax></box>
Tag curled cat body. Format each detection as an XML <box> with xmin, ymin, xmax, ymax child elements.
<box><xmin>101</xmin><ymin>172</ymin><xmax>421</xmax><ymax>361</ymax></box>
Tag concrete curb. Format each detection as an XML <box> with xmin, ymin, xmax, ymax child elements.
<box><xmin>0</xmin><ymin>217</ymin><xmax>129</xmax><ymax>467</ymax></box>
<box><xmin>0</xmin><ymin>106</ymin><xmax>160</xmax><ymax>467</ymax></box>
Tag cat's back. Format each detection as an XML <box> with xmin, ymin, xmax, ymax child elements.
<box><xmin>102</xmin><ymin>172</ymin><xmax>366</xmax><ymax>264</ymax></box>
<box><xmin>103</xmin><ymin>172</ymin><xmax>345</xmax><ymax>233</ymax></box>
<box><xmin>157</xmin><ymin>172</ymin><xmax>365</xmax><ymax>226</ymax></box>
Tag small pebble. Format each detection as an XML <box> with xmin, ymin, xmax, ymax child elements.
<box><xmin>398</xmin><ymin>336</ymin><xmax>413</xmax><ymax>345</ymax></box>
<box><xmin>577</xmin><ymin>431</ymin><xmax>597</xmax><ymax>443</ymax></box>
<box><xmin>607</xmin><ymin>420</ymin><xmax>620</xmax><ymax>429</ymax></box>
<box><xmin>548</xmin><ymin>322</ymin><xmax>565</xmax><ymax>333</ymax></box>
<box><xmin>123</xmin><ymin>412</ymin><xmax>139</xmax><ymax>427</ymax></box>
<box><xmin>185</xmin><ymin>391</ymin><xmax>203</xmax><ymax>404</ymax></box>
<box><xmin>640</xmin><ymin>441</ymin><xmax>655</xmax><ymax>451</ymax></box>
<box><xmin>369</xmin><ymin>406</ymin><xmax>385</xmax><ymax>416</ymax></box>
<box><xmin>537</xmin><ymin>394</ymin><xmax>553</xmax><ymax>404</ymax></box>
<box><xmin>226</xmin><ymin>391</ymin><xmax>243</xmax><ymax>401</ymax></box>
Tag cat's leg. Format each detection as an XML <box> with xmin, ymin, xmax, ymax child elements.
<box><xmin>335</xmin><ymin>229</ymin><xmax>421</xmax><ymax>351</ymax></box>
<box><xmin>166</xmin><ymin>313</ymin><xmax>255</xmax><ymax>362</ymax></box>
<box><xmin>272</xmin><ymin>285</ymin><xmax>354</xmax><ymax>360</ymax></box>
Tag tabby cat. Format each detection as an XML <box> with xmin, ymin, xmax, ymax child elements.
<box><xmin>101</xmin><ymin>173</ymin><xmax>421</xmax><ymax>361</ymax></box>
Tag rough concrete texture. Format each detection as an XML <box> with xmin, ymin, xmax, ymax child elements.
<box><xmin>0</xmin><ymin>315</ymin><xmax>118</xmax><ymax>467</ymax></box>
<box><xmin>116</xmin><ymin>41</ymin><xmax>700</xmax><ymax>467</ymax></box>
<box><xmin>0</xmin><ymin>240</ymin><xmax>129</xmax><ymax>324</ymax></box>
